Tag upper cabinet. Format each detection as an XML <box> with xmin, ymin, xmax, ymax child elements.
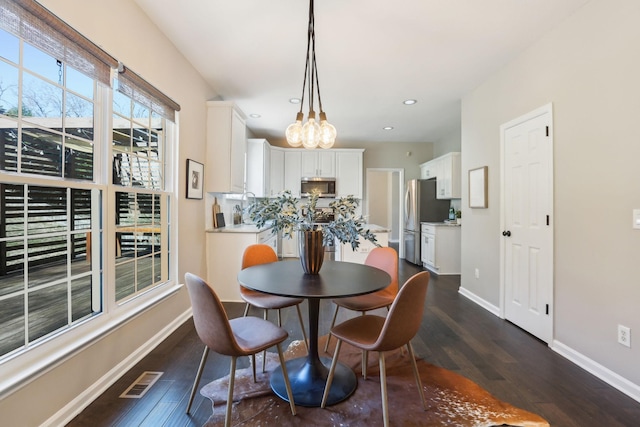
<box><xmin>419</xmin><ymin>152</ymin><xmax>461</xmax><ymax>199</ymax></box>
<box><xmin>335</xmin><ymin>149</ymin><xmax>363</xmax><ymax>199</ymax></box>
<box><xmin>437</xmin><ymin>152</ymin><xmax>461</xmax><ymax>199</ymax></box>
<box><xmin>269</xmin><ymin>147</ymin><xmax>285</xmax><ymax>196</ymax></box>
<box><xmin>246</xmin><ymin>138</ymin><xmax>270</xmax><ymax>197</ymax></box>
<box><xmin>300</xmin><ymin>151</ymin><xmax>336</xmax><ymax>177</ymax></box>
<box><xmin>283</xmin><ymin>150</ymin><xmax>302</xmax><ymax>197</ymax></box>
<box><xmin>205</xmin><ymin>101</ymin><xmax>247</xmax><ymax>193</ymax></box>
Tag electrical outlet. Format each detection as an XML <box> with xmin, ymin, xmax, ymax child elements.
<box><xmin>618</xmin><ymin>325</ymin><xmax>631</xmax><ymax>348</ymax></box>
<box><xmin>474</xmin><ymin>268</ymin><xmax>480</xmax><ymax>279</ymax></box>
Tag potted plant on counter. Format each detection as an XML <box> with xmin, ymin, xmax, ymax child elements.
<box><xmin>456</xmin><ymin>210</ymin><xmax>462</xmax><ymax>225</ymax></box>
<box><xmin>247</xmin><ymin>190</ymin><xmax>378</xmax><ymax>274</ymax></box>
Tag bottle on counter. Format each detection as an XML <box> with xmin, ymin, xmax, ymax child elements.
<box><xmin>448</xmin><ymin>207</ymin><xmax>456</xmax><ymax>221</ymax></box>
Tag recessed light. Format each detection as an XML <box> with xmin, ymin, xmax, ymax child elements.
<box><xmin>383</xmin><ymin>126</ymin><xmax>394</xmax><ymax>131</ymax></box>
<box><xmin>403</xmin><ymin>99</ymin><xmax>417</xmax><ymax>105</ymax></box>
<box><xmin>289</xmin><ymin>98</ymin><xmax>301</xmax><ymax>104</ymax></box>
<box><xmin>249</xmin><ymin>113</ymin><xmax>261</xmax><ymax>118</ymax></box>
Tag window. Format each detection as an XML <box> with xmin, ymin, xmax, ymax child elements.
<box><xmin>0</xmin><ymin>1</ymin><xmax>179</xmax><ymax>368</ymax></box>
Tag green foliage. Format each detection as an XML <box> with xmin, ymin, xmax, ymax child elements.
<box><xmin>248</xmin><ymin>190</ymin><xmax>378</xmax><ymax>250</ymax></box>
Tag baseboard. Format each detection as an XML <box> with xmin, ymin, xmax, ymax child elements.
<box><xmin>458</xmin><ymin>286</ymin><xmax>501</xmax><ymax>317</ymax></box>
<box><xmin>458</xmin><ymin>288</ymin><xmax>640</xmax><ymax>404</ymax></box>
<box><xmin>42</xmin><ymin>308</ymin><xmax>193</xmax><ymax>427</ymax></box>
<box><xmin>551</xmin><ymin>340</ymin><xmax>640</xmax><ymax>403</ymax></box>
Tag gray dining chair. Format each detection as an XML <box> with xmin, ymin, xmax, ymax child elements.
<box><xmin>185</xmin><ymin>273</ymin><xmax>296</xmax><ymax>427</ymax></box>
<box><xmin>320</xmin><ymin>271</ymin><xmax>430</xmax><ymax>427</ymax></box>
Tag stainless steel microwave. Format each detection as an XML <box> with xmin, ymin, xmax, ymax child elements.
<box><xmin>301</xmin><ymin>177</ymin><xmax>336</xmax><ymax>198</ymax></box>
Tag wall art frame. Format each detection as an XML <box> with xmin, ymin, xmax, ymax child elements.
<box><xmin>186</xmin><ymin>159</ymin><xmax>204</xmax><ymax>199</ymax></box>
<box><xmin>469</xmin><ymin>166</ymin><xmax>488</xmax><ymax>208</ymax></box>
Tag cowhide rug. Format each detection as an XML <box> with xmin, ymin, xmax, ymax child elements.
<box><xmin>201</xmin><ymin>336</ymin><xmax>549</xmax><ymax>426</ymax></box>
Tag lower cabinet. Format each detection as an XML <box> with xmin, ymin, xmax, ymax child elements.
<box><xmin>206</xmin><ymin>227</ymin><xmax>276</xmax><ymax>301</ymax></box>
<box><xmin>420</xmin><ymin>223</ymin><xmax>460</xmax><ymax>275</ymax></box>
<box><xmin>339</xmin><ymin>230</ymin><xmax>389</xmax><ymax>264</ymax></box>
<box><xmin>281</xmin><ymin>233</ymin><xmax>298</xmax><ymax>258</ymax></box>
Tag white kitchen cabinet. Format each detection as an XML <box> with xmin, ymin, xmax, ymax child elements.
<box><xmin>206</xmin><ymin>226</ymin><xmax>276</xmax><ymax>301</ymax></box>
<box><xmin>339</xmin><ymin>229</ymin><xmax>389</xmax><ymax>264</ymax></box>
<box><xmin>419</xmin><ymin>152</ymin><xmax>461</xmax><ymax>199</ymax></box>
<box><xmin>301</xmin><ymin>151</ymin><xmax>335</xmax><ymax>177</ymax></box>
<box><xmin>283</xmin><ymin>150</ymin><xmax>302</xmax><ymax>197</ymax></box>
<box><xmin>437</xmin><ymin>152</ymin><xmax>461</xmax><ymax>199</ymax></box>
<box><xmin>420</xmin><ymin>159</ymin><xmax>438</xmax><ymax>180</ymax></box>
<box><xmin>205</xmin><ymin>101</ymin><xmax>247</xmax><ymax>193</ymax></box>
<box><xmin>281</xmin><ymin>233</ymin><xmax>299</xmax><ymax>258</ymax></box>
<box><xmin>335</xmin><ymin>149</ymin><xmax>363</xmax><ymax>198</ymax></box>
<box><xmin>246</xmin><ymin>138</ymin><xmax>270</xmax><ymax>197</ymax></box>
<box><xmin>420</xmin><ymin>223</ymin><xmax>460</xmax><ymax>275</ymax></box>
<box><xmin>269</xmin><ymin>147</ymin><xmax>285</xmax><ymax>196</ymax></box>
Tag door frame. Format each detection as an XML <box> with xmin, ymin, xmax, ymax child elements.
<box><xmin>499</xmin><ymin>103</ymin><xmax>554</xmax><ymax>340</ymax></box>
<box><xmin>365</xmin><ymin>168</ymin><xmax>405</xmax><ymax>258</ymax></box>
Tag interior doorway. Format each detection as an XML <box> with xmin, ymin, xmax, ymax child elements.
<box><xmin>365</xmin><ymin>168</ymin><xmax>404</xmax><ymax>258</ymax></box>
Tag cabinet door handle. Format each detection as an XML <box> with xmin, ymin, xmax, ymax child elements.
<box><xmin>502</xmin><ymin>230</ymin><xmax>511</xmax><ymax>237</ymax></box>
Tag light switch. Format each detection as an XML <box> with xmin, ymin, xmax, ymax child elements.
<box><xmin>634</xmin><ymin>209</ymin><xmax>640</xmax><ymax>229</ymax></box>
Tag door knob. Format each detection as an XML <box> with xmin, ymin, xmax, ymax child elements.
<box><xmin>502</xmin><ymin>230</ymin><xmax>511</xmax><ymax>237</ymax></box>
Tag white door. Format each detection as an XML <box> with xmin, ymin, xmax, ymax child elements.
<box><xmin>501</xmin><ymin>104</ymin><xmax>553</xmax><ymax>344</ymax></box>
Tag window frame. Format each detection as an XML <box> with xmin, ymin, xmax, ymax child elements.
<box><xmin>0</xmin><ymin>23</ymin><xmax>180</xmax><ymax>397</ymax></box>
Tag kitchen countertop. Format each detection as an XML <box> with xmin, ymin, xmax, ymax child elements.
<box><xmin>421</xmin><ymin>221</ymin><xmax>461</xmax><ymax>227</ymax></box>
<box><xmin>206</xmin><ymin>223</ymin><xmax>273</xmax><ymax>233</ymax></box>
<box><xmin>207</xmin><ymin>223</ymin><xmax>390</xmax><ymax>234</ymax></box>
<box><xmin>362</xmin><ymin>223</ymin><xmax>391</xmax><ymax>233</ymax></box>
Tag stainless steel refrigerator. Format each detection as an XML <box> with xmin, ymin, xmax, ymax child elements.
<box><xmin>403</xmin><ymin>179</ymin><xmax>450</xmax><ymax>264</ymax></box>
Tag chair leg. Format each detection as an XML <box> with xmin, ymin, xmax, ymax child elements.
<box><xmin>251</xmin><ymin>354</ymin><xmax>257</xmax><ymax>383</ymax></box>
<box><xmin>243</xmin><ymin>302</ymin><xmax>251</xmax><ymax>317</ymax></box>
<box><xmin>321</xmin><ymin>339</ymin><xmax>342</xmax><ymax>408</ymax></box>
<box><xmin>186</xmin><ymin>346</ymin><xmax>209</xmax><ymax>414</ymax></box>
<box><xmin>324</xmin><ymin>304</ymin><xmax>340</xmax><ymax>353</ymax></box>
<box><xmin>225</xmin><ymin>356</ymin><xmax>237</xmax><ymax>427</ymax></box>
<box><xmin>362</xmin><ymin>350</ymin><xmax>368</xmax><ymax>379</ymax></box>
<box><xmin>262</xmin><ymin>309</ymin><xmax>268</xmax><ymax>373</ymax></box>
<box><xmin>407</xmin><ymin>342</ymin><xmax>427</xmax><ymax>410</ymax></box>
<box><xmin>295</xmin><ymin>304</ymin><xmax>309</xmax><ymax>352</ymax></box>
<box><xmin>379</xmin><ymin>351</ymin><xmax>389</xmax><ymax>427</ymax></box>
<box><xmin>276</xmin><ymin>343</ymin><xmax>297</xmax><ymax>416</ymax></box>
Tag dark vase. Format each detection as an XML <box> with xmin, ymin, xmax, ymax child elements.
<box><xmin>298</xmin><ymin>230</ymin><xmax>324</xmax><ymax>274</ymax></box>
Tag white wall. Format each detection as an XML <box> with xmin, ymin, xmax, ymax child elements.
<box><xmin>461</xmin><ymin>0</ymin><xmax>640</xmax><ymax>389</ymax></box>
<box><xmin>0</xmin><ymin>0</ymin><xmax>216</xmax><ymax>425</ymax></box>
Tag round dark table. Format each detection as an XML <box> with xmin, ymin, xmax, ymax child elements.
<box><xmin>237</xmin><ymin>259</ymin><xmax>391</xmax><ymax>407</ymax></box>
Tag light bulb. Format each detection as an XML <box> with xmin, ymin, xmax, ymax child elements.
<box><xmin>286</xmin><ymin>112</ymin><xmax>304</xmax><ymax>147</ymax></box>
<box><xmin>318</xmin><ymin>112</ymin><xmax>336</xmax><ymax>149</ymax></box>
<box><xmin>301</xmin><ymin>111</ymin><xmax>320</xmax><ymax>149</ymax></box>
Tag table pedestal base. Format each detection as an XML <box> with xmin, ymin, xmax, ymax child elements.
<box><xmin>270</xmin><ymin>356</ymin><xmax>357</xmax><ymax>407</ymax></box>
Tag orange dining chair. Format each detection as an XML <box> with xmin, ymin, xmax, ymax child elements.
<box><xmin>320</xmin><ymin>271</ymin><xmax>430</xmax><ymax>427</ymax></box>
<box><xmin>241</xmin><ymin>244</ymin><xmax>308</xmax><ymax>371</ymax></box>
<box><xmin>185</xmin><ymin>273</ymin><xmax>296</xmax><ymax>427</ymax></box>
<box><xmin>324</xmin><ymin>246</ymin><xmax>399</xmax><ymax>352</ymax></box>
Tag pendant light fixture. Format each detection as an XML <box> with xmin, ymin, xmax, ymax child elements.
<box><xmin>286</xmin><ymin>0</ymin><xmax>336</xmax><ymax>149</ymax></box>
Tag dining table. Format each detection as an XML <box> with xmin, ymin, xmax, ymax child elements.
<box><xmin>237</xmin><ymin>259</ymin><xmax>391</xmax><ymax>407</ymax></box>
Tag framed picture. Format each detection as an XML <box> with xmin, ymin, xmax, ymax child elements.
<box><xmin>469</xmin><ymin>166</ymin><xmax>488</xmax><ymax>208</ymax></box>
<box><xmin>186</xmin><ymin>159</ymin><xmax>204</xmax><ymax>199</ymax></box>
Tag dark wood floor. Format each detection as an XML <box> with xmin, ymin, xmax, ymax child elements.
<box><xmin>67</xmin><ymin>259</ymin><xmax>640</xmax><ymax>427</ymax></box>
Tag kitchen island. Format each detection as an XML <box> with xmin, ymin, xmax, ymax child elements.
<box><xmin>337</xmin><ymin>224</ymin><xmax>390</xmax><ymax>264</ymax></box>
<box><xmin>206</xmin><ymin>224</ymin><xmax>276</xmax><ymax>301</ymax></box>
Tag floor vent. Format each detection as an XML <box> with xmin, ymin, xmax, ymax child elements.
<box><xmin>119</xmin><ymin>371</ymin><xmax>164</xmax><ymax>399</ymax></box>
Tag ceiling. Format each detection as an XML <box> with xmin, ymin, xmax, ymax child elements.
<box><xmin>134</xmin><ymin>0</ymin><xmax>590</xmax><ymax>147</ymax></box>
